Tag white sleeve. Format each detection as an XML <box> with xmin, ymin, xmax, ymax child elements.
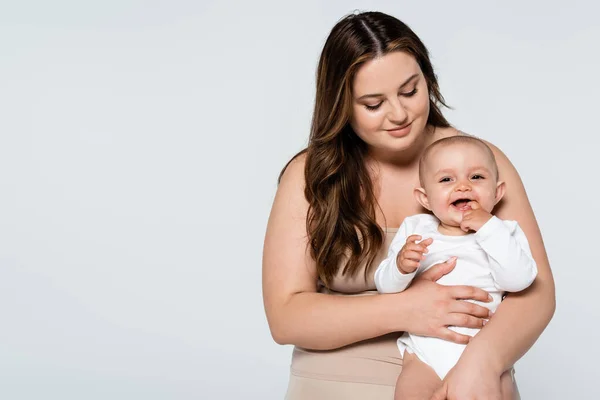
<box><xmin>474</xmin><ymin>216</ymin><xmax>538</xmax><ymax>292</ymax></box>
<box><xmin>374</xmin><ymin>218</ymin><xmax>418</xmax><ymax>293</ymax></box>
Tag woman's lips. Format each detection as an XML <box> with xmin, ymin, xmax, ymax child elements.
<box><xmin>386</xmin><ymin>123</ymin><xmax>412</xmax><ymax>137</ymax></box>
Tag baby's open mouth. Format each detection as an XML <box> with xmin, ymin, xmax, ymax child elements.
<box><xmin>451</xmin><ymin>198</ymin><xmax>472</xmax><ymax>211</ymax></box>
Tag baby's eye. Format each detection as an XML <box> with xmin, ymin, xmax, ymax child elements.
<box><xmin>439</xmin><ymin>177</ymin><xmax>451</xmax><ymax>183</ymax></box>
<box><xmin>471</xmin><ymin>174</ymin><xmax>484</xmax><ymax>180</ymax></box>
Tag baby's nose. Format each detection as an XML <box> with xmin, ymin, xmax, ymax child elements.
<box><xmin>455</xmin><ymin>182</ymin><xmax>471</xmax><ymax>191</ymax></box>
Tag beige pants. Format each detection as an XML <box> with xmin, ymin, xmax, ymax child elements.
<box><xmin>285</xmin><ymin>374</ymin><xmax>395</xmax><ymax>400</ymax></box>
<box><xmin>285</xmin><ymin>371</ymin><xmax>520</xmax><ymax>400</ymax></box>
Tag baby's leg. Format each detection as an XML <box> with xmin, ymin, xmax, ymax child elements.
<box><xmin>500</xmin><ymin>368</ymin><xmax>521</xmax><ymax>400</ymax></box>
<box><xmin>395</xmin><ymin>352</ymin><xmax>442</xmax><ymax>400</ymax></box>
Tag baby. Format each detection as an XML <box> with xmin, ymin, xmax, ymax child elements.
<box><xmin>374</xmin><ymin>135</ymin><xmax>538</xmax><ymax>399</ymax></box>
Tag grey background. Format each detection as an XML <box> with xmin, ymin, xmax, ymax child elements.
<box><xmin>0</xmin><ymin>0</ymin><xmax>597</xmax><ymax>399</ymax></box>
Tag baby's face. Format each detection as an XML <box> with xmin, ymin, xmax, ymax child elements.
<box><xmin>421</xmin><ymin>142</ymin><xmax>500</xmax><ymax>228</ymax></box>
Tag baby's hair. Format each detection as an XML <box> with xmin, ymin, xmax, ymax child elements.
<box><xmin>419</xmin><ymin>135</ymin><xmax>499</xmax><ymax>185</ymax></box>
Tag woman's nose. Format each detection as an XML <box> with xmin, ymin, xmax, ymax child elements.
<box><xmin>387</xmin><ymin>98</ymin><xmax>408</xmax><ymax>123</ymax></box>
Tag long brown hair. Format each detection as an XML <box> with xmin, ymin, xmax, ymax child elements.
<box><xmin>281</xmin><ymin>11</ymin><xmax>451</xmax><ymax>287</ymax></box>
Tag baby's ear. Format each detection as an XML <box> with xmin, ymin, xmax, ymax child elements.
<box><xmin>495</xmin><ymin>181</ymin><xmax>506</xmax><ymax>204</ymax></box>
<box><xmin>414</xmin><ymin>187</ymin><xmax>431</xmax><ymax>210</ymax></box>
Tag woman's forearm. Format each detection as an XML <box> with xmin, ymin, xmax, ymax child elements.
<box><xmin>460</xmin><ymin>274</ymin><xmax>556</xmax><ymax>373</ymax></box>
<box><xmin>270</xmin><ymin>291</ymin><xmax>404</xmax><ymax>350</ymax></box>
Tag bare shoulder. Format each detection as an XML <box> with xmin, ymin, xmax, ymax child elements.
<box><xmin>270</xmin><ymin>152</ymin><xmax>310</xmax><ymax>228</ymax></box>
<box><xmin>279</xmin><ymin>152</ymin><xmax>307</xmax><ymax>189</ymax></box>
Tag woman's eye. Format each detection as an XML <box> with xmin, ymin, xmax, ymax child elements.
<box><xmin>400</xmin><ymin>88</ymin><xmax>418</xmax><ymax>97</ymax></box>
<box><xmin>365</xmin><ymin>102</ymin><xmax>382</xmax><ymax>111</ymax></box>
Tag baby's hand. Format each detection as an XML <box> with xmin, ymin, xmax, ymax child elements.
<box><xmin>460</xmin><ymin>201</ymin><xmax>493</xmax><ymax>232</ymax></box>
<box><xmin>396</xmin><ymin>235</ymin><xmax>433</xmax><ymax>274</ymax></box>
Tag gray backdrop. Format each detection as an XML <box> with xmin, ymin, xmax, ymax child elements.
<box><xmin>0</xmin><ymin>0</ymin><xmax>597</xmax><ymax>399</ymax></box>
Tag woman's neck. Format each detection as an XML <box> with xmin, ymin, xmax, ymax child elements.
<box><xmin>367</xmin><ymin>125</ymin><xmax>436</xmax><ymax>171</ymax></box>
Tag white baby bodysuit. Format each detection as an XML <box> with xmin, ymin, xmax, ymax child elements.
<box><xmin>374</xmin><ymin>213</ymin><xmax>538</xmax><ymax>379</ymax></box>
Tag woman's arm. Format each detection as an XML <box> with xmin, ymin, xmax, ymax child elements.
<box><xmin>262</xmin><ymin>155</ymin><xmax>401</xmax><ymax>349</ymax></box>
<box><xmin>262</xmin><ymin>155</ymin><xmax>398</xmax><ymax>349</ymax></box>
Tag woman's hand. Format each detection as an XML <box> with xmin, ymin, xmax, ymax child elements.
<box><xmin>430</xmin><ymin>355</ymin><xmax>505</xmax><ymax>400</ymax></box>
<box><xmin>402</xmin><ymin>257</ymin><xmax>493</xmax><ymax>344</ymax></box>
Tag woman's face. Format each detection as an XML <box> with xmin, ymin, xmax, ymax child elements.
<box><xmin>350</xmin><ymin>51</ymin><xmax>431</xmax><ymax>156</ymax></box>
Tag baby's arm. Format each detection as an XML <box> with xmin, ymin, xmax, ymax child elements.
<box><xmin>374</xmin><ymin>218</ymin><xmax>431</xmax><ymax>293</ymax></box>
<box><xmin>475</xmin><ymin>216</ymin><xmax>538</xmax><ymax>292</ymax></box>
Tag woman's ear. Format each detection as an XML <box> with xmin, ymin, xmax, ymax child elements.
<box><xmin>414</xmin><ymin>187</ymin><xmax>431</xmax><ymax>210</ymax></box>
<box><xmin>495</xmin><ymin>181</ymin><xmax>506</xmax><ymax>205</ymax></box>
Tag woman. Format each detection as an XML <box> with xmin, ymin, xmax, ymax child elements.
<box><xmin>262</xmin><ymin>11</ymin><xmax>554</xmax><ymax>399</ymax></box>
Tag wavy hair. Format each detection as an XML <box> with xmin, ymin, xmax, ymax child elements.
<box><xmin>281</xmin><ymin>11</ymin><xmax>451</xmax><ymax>287</ymax></box>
